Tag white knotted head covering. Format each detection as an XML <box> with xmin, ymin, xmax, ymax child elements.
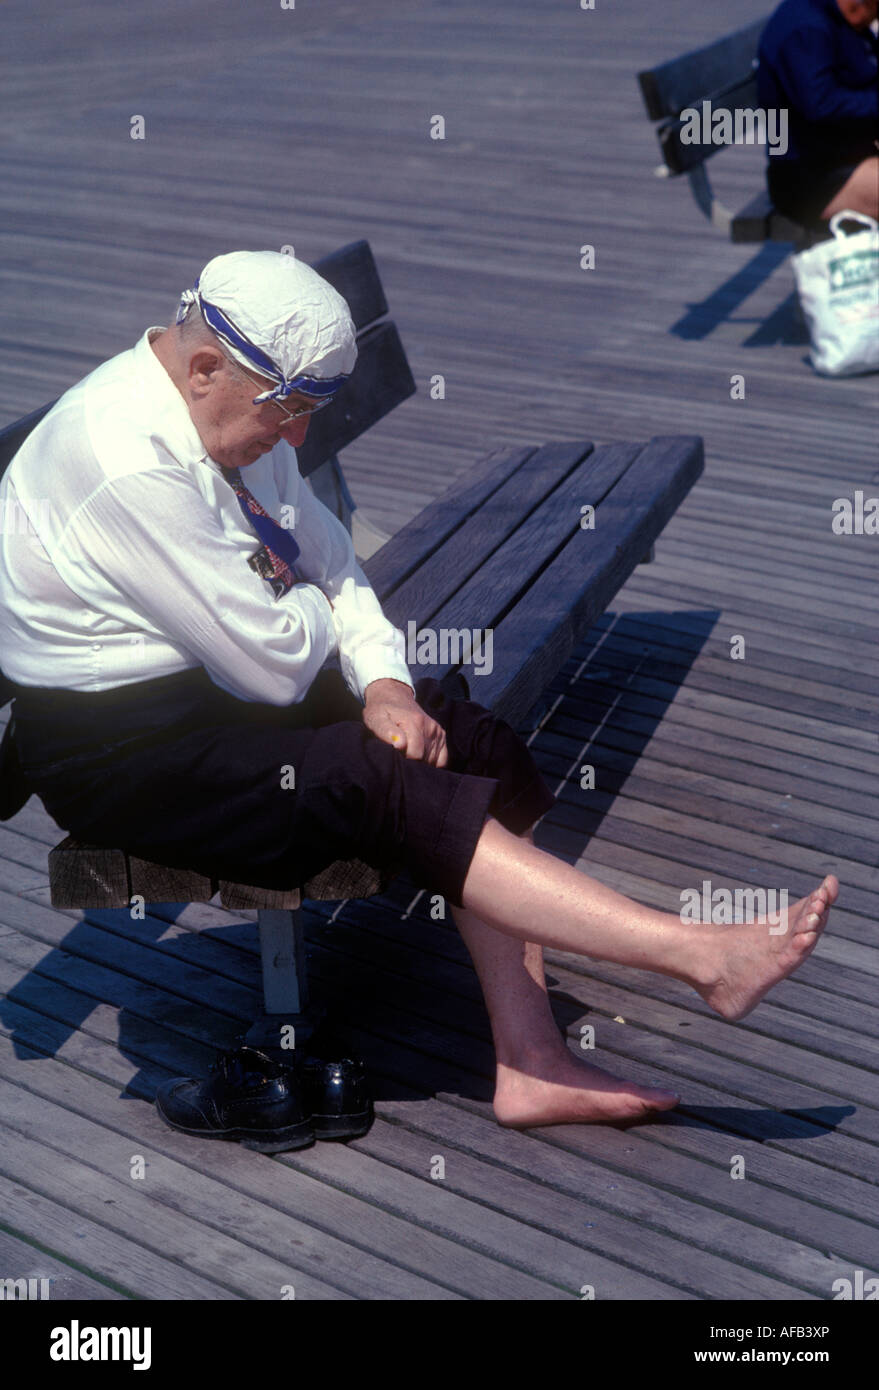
<box><xmin>176</xmin><ymin>249</ymin><xmax>357</xmax><ymax>402</ymax></box>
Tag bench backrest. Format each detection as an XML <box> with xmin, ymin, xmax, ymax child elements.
<box><xmin>637</xmin><ymin>18</ymin><xmax>765</xmax><ymax>176</ymax></box>
<box><xmin>0</xmin><ymin>240</ymin><xmax>415</xmax><ymax>483</ymax></box>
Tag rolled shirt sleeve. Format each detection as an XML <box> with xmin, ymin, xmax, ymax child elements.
<box><xmin>281</xmin><ymin>450</ymin><xmax>416</xmax><ymax>703</ymax></box>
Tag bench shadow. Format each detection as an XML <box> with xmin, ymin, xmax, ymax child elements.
<box><xmin>738</xmin><ymin>290</ymin><xmax>809</xmax><ymax>348</ymax></box>
<box><xmin>527</xmin><ymin>605</ymin><xmax>721</xmax><ymax>867</ymax></box>
<box><xmin>669</xmin><ymin>241</ymin><xmax>809</xmax><ymax>346</ymax></box>
<box><xmin>0</xmin><ymin>908</ymin><xmax>265</xmax><ymax>1082</ymax></box>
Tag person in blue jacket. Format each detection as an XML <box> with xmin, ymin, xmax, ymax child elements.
<box><xmin>758</xmin><ymin>0</ymin><xmax>879</xmax><ymax>225</ymax></box>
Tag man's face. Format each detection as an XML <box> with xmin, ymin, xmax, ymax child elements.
<box><xmin>187</xmin><ymin>348</ymin><xmax>317</xmax><ymax>470</ymax></box>
<box><xmin>836</xmin><ymin>0</ymin><xmax>878</xmax><ymax>30</ymax></box>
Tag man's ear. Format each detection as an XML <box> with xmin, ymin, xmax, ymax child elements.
<box><xmin>188</xmin><ymin>348</ymin><xmax>226</xmax><ymax>396</ymax></box>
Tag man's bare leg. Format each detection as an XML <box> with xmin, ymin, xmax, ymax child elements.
<box><xmin>449</xmin><ymin>827</ymin><xmax>682</xmax><ymax>1127</ymax></box>
<box><xmin>449</xmin><ymin>816</ymin><xmax>837</xmax><ymax>1073</ymax></box>
<box><xmin>821</xmin><ymin>157</ymin><xmax>879</xmax><ymax>220</ymax></box>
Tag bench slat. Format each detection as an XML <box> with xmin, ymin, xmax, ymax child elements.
<box><xmin>416</xmin><ymin>436</ymin><xmax>705</xmax><ymax>727</ymax></box>
<box><xmin>656</xmin><ymin>76</ymin><xmax>759</xmax><ymax>175</ymax></box>
<box><xmin>312</xmin><ymin>239</ymin><xmax>388</xmax><ymax>333</ymax></box>
<box><xmin>217</xmin><ymin>880</ymin><xmax>301</xmax><ymax>910</ymax></box>
<box><xmin>730</xmin><ymin>190</ymin><xmax>805</xmax><ymax>244</ymax></box>
<box><xmin>48</xmin><ymin>834</ymin><xmax>398</xmax><ymax>908</ymax></box>
<box><xmin>381</xmin><ymin>441</ymin><xmax>595</xmax><ymax>630</ymax></box>
<box><xmin>398</xmin><ymin>442</ymin><xmax>639</xmax><ymax>658</ymax></box>
<box><xmin>127</xmin><ymin>855</ymin><xmax>214</xmax><ymax>905</ymax></box>
<box><xmin>294</xmin><ymin>320</ymin><xmax>415</xmax><ymax>479</ymax></box>
<box><xmin>484</xmin><ymin>436</ymin><xmax>705</xmax><ymax>725</ymax></box>
<box><xmin>48</xmin><ymin>839</ymin><xmax>132</xmax><ymax>908</ymax></box>
<box><xmin>638</xmin><ymin>18</ymin><xmax>764</xmax><ymax>119</ymax></box>
<box><xmin>364</xmin><ymin>444</ymin><xmax>539</xmax><ymax>599</ymax></box>
<box><xmin>0</xmin><ymin>402</ymin><xmax>55</xmax><ymax>474</ymax></box>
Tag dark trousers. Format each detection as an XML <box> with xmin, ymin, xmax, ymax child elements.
<box><xmin>10</xmin><ymin>665</ymin><xmax>555</xmax><ymax>906</ymax></box>
<box><xmin>767</xmin><ymin>157</ymin><xmax>862</xmax><ymax>227</ymax></box>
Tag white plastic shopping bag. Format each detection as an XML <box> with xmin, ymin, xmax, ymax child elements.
<box><xmin>791</xmin><ymin>211</ymin><xmax>879</xmax><ymax>377</ymax></box>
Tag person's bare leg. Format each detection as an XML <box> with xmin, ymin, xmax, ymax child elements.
<box><xmin>455</xmin><ymin>817</ymin><xmax>838</xmax><ymax>1026</ymax></box>
<box><xmin>449</xmin><ymin>826</ymin><xmax>682</xmax><ymax>1127</ymax></box>
<box><xmin>821</xmin><ymin>157</ymin><xmax>879</xmax><ymax>220</ymax></box>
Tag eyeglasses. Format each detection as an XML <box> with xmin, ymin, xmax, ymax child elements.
<box><xmin>226</xmin><ymin>354</ymin><xmax>336</xmax><ymax>421</ymax></box>
<box><xmin>266</xmin><ymin>392</ymin><xmax>335</xmax><ymax>423</ymax></box>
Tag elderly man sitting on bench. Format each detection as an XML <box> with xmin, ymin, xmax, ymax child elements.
<box><xmin>0</xmin><ymin>250</ymin><xmax>839</xmax><ymax>1152</ymax></box>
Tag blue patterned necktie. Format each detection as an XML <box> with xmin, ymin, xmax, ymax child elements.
<box><xmin>222</xmin><ymin>466</ymin><xmax>302</xmax><ymax>599</ymax></box>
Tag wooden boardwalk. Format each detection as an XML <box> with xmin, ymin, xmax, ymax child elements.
<box><xmin>1</xmin><ymin>0</ymin><xmax>877</xmax><ymax>1300</ymax></box>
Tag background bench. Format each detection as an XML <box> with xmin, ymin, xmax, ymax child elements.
<box><xmin>0</xmin><ymin>241</ymin><xmax>704</xmax><ymax>1053</ymax></box>
<box><xmin>637</xmin><ymin>17</ymin><xmax>825</xmax><ymax>246</ymax></box>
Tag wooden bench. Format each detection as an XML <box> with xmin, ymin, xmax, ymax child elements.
<box><xmin>638</xmin><ymin>17</ymin><xmax>825</xmax><ymax>246</ymax></box>
<box><xmin>0</xmin><ymin>239</ymin><xmax>704</xmax><ymax>1054</ymax></box>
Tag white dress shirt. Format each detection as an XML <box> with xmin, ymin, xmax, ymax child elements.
<box><xmin>0</xmin><ymin>328</ymin><xmax>415</xmax><ymax>705</ymax></box>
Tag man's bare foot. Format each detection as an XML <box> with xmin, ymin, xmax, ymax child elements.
<box><xmin>493</xmin><ymin>1047</ymin><xmax>680</xmax><ymax>1129</ymax></box>
<box><xmin>695</xmin><ymin>875</ymin><xmax>839</xmax><ymax>1022</ymax></box>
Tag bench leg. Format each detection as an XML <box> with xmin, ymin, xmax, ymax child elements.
<box><xmin>306</xmin><ymin>453</ymin><xmax>356</xmax><ymax>532</ymax></box>
<box><xmin>245</xmin><ymin>907</ymin><xmax>323</xmax><ymax>1054</ymax></box>
<box><xmin>687</xmin><ymin>164</ymin><xmax>732</xmax><ymax>233</ymax></box>
<box><xmin>257</xmin><ymin>907</ymin><xmax>309</xmax><ymax>1014</ymax></box>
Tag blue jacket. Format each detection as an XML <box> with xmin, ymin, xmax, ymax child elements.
<box><xmin>757</xmin><ymin>0</ymin><xmax>879</xmax><ymax>165</ymax></box>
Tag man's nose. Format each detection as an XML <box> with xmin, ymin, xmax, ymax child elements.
<box><xmin>279</xmin><ymin>416</ymin><xmax>311</xmax><ymax>447</ymax></box>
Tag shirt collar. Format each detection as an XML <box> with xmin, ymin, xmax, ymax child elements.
<box><xmin>133</xmin><ymin>327</ymin><xmax>212</xmax><ymax>468</ymax></box>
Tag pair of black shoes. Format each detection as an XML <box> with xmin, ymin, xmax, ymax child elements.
<box><xmin>154</xmin><ymin>1037</ymin><xmax>373</xmax><ymax>1154</ymax></box>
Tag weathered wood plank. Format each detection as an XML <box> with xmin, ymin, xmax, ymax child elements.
<box><xmin>533</xmin><ymin>732</ymin><xmax>879</xmax><ymax>856</ymax></box>
<box><xmin>637</xmin><ymin>17</ymin><xmax>764</xmax><ymax>118</ymax></box>
<box><xmin>296</xmin><ymin>321</ymin><xmax>416</xmax><ymax>479</ymax></box>
<box><xmin>0</xmin><ymin>1032</ymin><xmax>562</xmax><ymax>1299</ymax></box>
<box><xmin>0</xmin><ymin>1181</ymin><xmax>236</xmax><ymax>1301</ymax></box>
<box><xmin>0</xmin><ymin>1057</ymin><xmax>442</xmax><ymax>1301</ymax></box>
<box><xmin>380</xmin><ymin>440</ymin><xmax>596</xmax><ymax>627</ymax></box>
<box><xmin>546</xmin><ymin>679</ymin><xmax>879</xmax><ymax>771</ymax></box>
<box><xmin>300</xmin><ymin>994</ymin><xmax>879</xmax><ymax>1270</ymax></box>
<box><xmin>312</xmin><ymin>240</ymin><xmax>388</xmax><ymax>333</ymax></box>
<box><xmin>47</xmin><ymin>841</ymin><xmax>131</xmax><ymax>910</ymax></box>
<box><xmin>0</xmin><ymin>1117</ymin><xmax>350</xmax><ymax>1302</ymax></box>
<box><xmin>363</xmin><ymin>444</ymin><xmax>540</xmax><ymax>599</ymax></box>
<box><xmin>459</xmin><ymin>437</ymin><xmax>704</xmax><ymax>723</ymax></box>
<box><xmin>359</xmin><ymin>1100</ymin><xmax>873</xmax><ymax>1295</ymax></box>
<box><xmin>0</xmin><ymin>1228</ymin><xmax>129</xmax><ymax>1301</ymax></box>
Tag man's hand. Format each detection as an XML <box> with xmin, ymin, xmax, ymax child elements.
<box><xmin>363</xmin><ymin>678</ymin><xmax>448</xmax><ymax>767</ymax></box>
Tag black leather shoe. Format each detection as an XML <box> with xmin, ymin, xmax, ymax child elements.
<box><xmin>300</xmin><ymin>1052</ymin><xmax>374</xmax><ymax>1140</ymax></box>
<box><xmin>155</xmin><ymin>1045</ymin><xmax>315</xmax><ymax>1153</ymax></box>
